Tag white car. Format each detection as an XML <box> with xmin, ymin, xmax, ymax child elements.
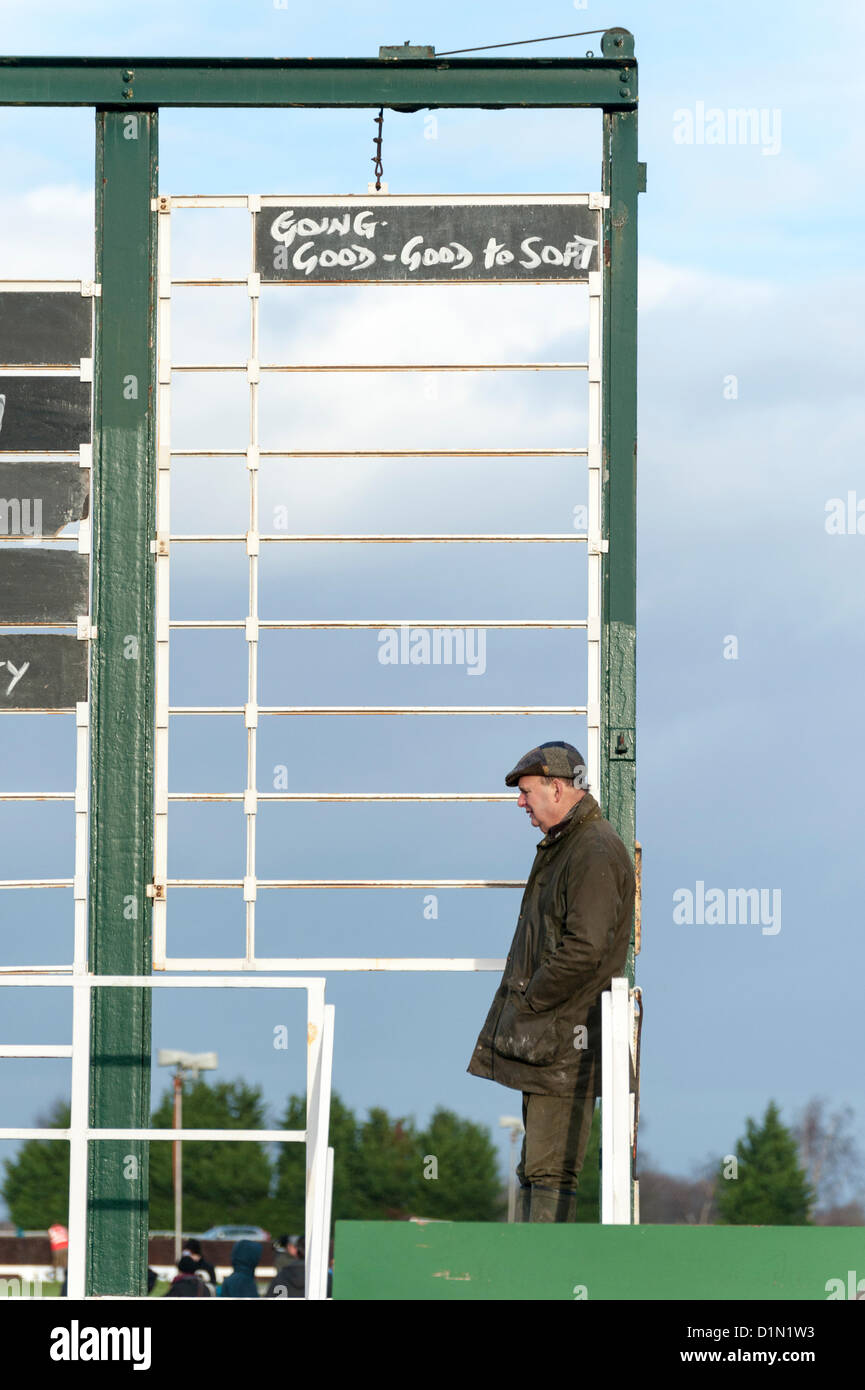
<box><xmin>198</xmin><ymin>1225</ymin><xmax>270</xmax><ymax>1242</ymax></box>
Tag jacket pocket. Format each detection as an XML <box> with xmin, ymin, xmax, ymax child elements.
<box><xmin>494</xmin><ymin>988</ymin><xmax>560</xmax><ymax>1066</ymax></box>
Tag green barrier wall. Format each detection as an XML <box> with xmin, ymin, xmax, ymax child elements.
<box><xmin>332</xmin><ymin>1222</ymin><xmax>865</xmax><ymax>1301</ymax></box>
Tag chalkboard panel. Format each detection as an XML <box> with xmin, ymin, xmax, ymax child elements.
<box><xmin>0</xmin><ymin>378</ymin><xmax>91</xmax><ymax>451</ymax></box>
<box><xmin>256</xmin><ymin>203</ymin><xmax>601</xmax><ymax>283</ymax></box>
<box><xmin>0</xmin><ymin>549</ymin><xmax>89</xmax><ymax>624</ymax></box>
<box><xmin>0</xmin><ymin>293</ymin><xmax>92</xmax><ymax>366</ymax></box>
<box><xmin>0</xmin><ymin>462</ymin><xmax>88</xmax><ymax>537</ymax></box>
<box><xmin>0</xmin><ymin>633</ymin><xmax>87</xmax><ymax>708</ymax></box>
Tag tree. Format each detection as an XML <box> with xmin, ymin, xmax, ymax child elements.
<box><xmin>271</xmin><ymin>1092</ymin><xmax>361</xmax><ymax>1233</ymax></box>
<box><xmin>4</xmin><ymin>1085</ymin><xmax>508</xmax><ymax>1234</ymax></box>
<box><xmin>352</xmin><ymin>1107</ymin><xmax>420</xmax><ymax>1219</ymax></box>
<box><xmin>716</xmin><ymin>1101</ymin><xmax>815</xmax><ymax>1226</ymax></box>
<box><xmin>1</xmin><ymin>1098</ymin><xmax>70</xmax><ymax>1228</ymax></box>
<box><xmin>813</xmin><ymin>1200</ymin><xmax>865</xmax><ymax>1227</ymax></box>
<box><xmin>793</xmin><ymin>1097</ymin><xmax>865</xmax><ymax>1218</ymax></box>
<box><xmin>148</xmin><ymin>1077</ymin><xmax>272</xmax><ymax>1233</ymax></box>
<box><xmin>415</xmin><ymin>1107</ymin><xmax>503</xmax><ymax>1221</ymax></box>
<box><xmin>271</xmin><ymin>1092</ymin><xmax>504</xmax><ymax>1229</ymax></box>
<box><xmin>638</xmin><ymin>1168</ymin><xmax>718</xmax><ymax>1224</ymax></box>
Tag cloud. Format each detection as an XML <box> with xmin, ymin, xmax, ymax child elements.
<box><xmin>0</xmin><ymin>185</ymin><xmax>93</xmax><ymax>277</ymax></box>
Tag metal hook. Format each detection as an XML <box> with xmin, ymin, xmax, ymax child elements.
<box><xmin>371</xmin><ymin>107</ymin><xmax>384</xmax><ymax>191</ymax></box>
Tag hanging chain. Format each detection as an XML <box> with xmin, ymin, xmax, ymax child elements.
<box><xmin>371</xmin><ymin>107</ymin><xmax>384</xmax><ymax>190</ymax></box>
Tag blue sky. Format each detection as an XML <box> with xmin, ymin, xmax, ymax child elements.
<box><xmin>1</xmin><ymin>0</ymin><xmax>864</xmax><ymax>1220</ymax></box>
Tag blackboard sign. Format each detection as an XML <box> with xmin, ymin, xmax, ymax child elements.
<box><xmin>0</xmin><ymin>548</ymin><xmax>89</xmax><ymax>624</ymax></box>
<box><xmin>0</xmin><ymin>633</ymin><xmax>87</xmax><ymax>708</ymax></box>
<box><xmin>0</xmin><ymin>378</ymin><xmax>91</xmax><ymax>451</ymax></box>
<box><xmin>0</xmin><ymin>462</ymin><xmax>88</xmax><ymax>537</ymax></box>
<box><xmin>0</xmin><ymin>292</ymin><xmax>92</xmax><ymax>366</ymax></box>
<box><xmin>256</xmin><ymin>202</ymin><xmax>600</xmax><ymax>283</ymax></box>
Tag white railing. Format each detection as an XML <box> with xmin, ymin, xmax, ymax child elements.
<box><xmin>0</xmin><ymin>975</ymin><xmax>334</xmax><ymax>1299</ymax></box>
<box><xmin>601</xmin><ymin>977</ymin><xmax>639</xmax><ymax>1224</ymax></box>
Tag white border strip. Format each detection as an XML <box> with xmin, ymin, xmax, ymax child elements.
<box><xmin>152</xmin><ymin>203</ymin><xmax>172</xmax><ymax>969</ymax></box>
<box><xmin>587</xmin><ymin>268</ymin><xmax>603</xmax><ymax>794</ymax></box>
<box><xmin>601</xmin><ymin>978</ymin><xmax>633</xmax><ymax>1225</ymax></box>
<box><xmin>0</xmin><ymin>975</ymin><xmax>331</xmax><ymax>1300</ymax></box>
<box><xmin>159</xmin><ymin>193</ymin><xmax>605</xmax><ymax>210</ymax></box>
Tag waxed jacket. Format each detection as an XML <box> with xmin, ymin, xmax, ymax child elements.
<box><xmin>467</xmin><ymin>792</ymin><xmax>635</xmax><ymax>1097</ymax></box>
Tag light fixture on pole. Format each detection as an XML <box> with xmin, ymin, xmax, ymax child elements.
<box><xmin>157</xmin><ymin>1049</ymin><xmax>218</xmax><ymax>1263</ymax></box>
<box><xmin>499</xmin><ymin>1115</ymin><xmax>525</xmax><ymax>1222</ymax></box>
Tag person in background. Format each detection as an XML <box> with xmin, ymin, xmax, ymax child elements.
<box><xmin>182</xmin><ymin>1237</ymin><xmax>217</xmax><ymax>1288</ymax></box>
<box><xmin>219</xmin><ymin>1239</ymin><xmax>261</xmax><ymax>1297</ymax></box>
<box><xmin>267</xmin><ymin>1235</ymin><xmax>334</xmax><ymax>1298</ymax></box>
<box><xmin>266</xmin><ymin>1235</ymin><xmax>305</xmax><ymax>1298</ymax></box>
<box><xmin>271</xmin><ymin>1233</ymin><xmax>294</xmax><ymax>1266</ymax></box>
<box><xmin>165</xmin><ymin>1254</ymin><xmax>212</xmax><ymax>1297</ymax></box>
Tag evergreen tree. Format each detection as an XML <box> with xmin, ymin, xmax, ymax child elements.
<box><xmin>415</xmin><ymin>1107</ymin><xmax>504</xmax><ymax>1221</ymax></box>
<box><xmin>271</xmin><ymin>1092</ymin><xmax>504</xmax><ymax>1228</ymax></box>
<box><xmin>148</xmin><ymin>1077</ymin><xmax>272</xmax><ymax>1233</ymax></box>
<box><xmin>1</xmin><ymin>1098</ymin><xmax>70</xmax><ymax>1228</ymax></box>
<box><xmin>271</xmin><ymin>1092</ymin><xmax>360</xmax><ymax>1233</ymax></box>
<box><xmin>716</xmin><ymin>1101</ymin><xmax>815</xmax><ymax>1226</ymax></box>
<box><xmin>352</xmin><ymin>1106</ymin><xmax>420</xmax><ymax>1219</ymax></box>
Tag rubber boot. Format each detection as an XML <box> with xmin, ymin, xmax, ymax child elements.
<box><xmin>514</xmin><ymin>1183</ymin><xmax>532</xmax><ymax>1222</ymax></box>
<box><xmin>529</xmin><ymin>1183</ymin><xmax>578</xmax><ymax>1223</ymax></box>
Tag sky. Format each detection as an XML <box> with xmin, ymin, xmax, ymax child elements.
<box><xmin>1</xmin><ymin>0</ymin><xmax>864</xmax><ymax>1223</ymax></box>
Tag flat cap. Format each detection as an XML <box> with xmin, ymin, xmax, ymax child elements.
<box><xmin>504</xmin><ymin>741</ymin><xmax>587</xmax><ymax>788</ymax></box>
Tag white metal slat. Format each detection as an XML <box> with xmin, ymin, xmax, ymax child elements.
<box><xmin>245</xmin><ymin>209</ymin><xmax>261</xmax><ymax>967</ymax></box>
<box><xmin>163</xmin><ymin>956</ymin><xmax>507</xmax><ymax>972</ymax></box>
<box><xmin>601</xmin><ymin>978</ymin><xmax>633</xmax><ymax>1224</ymax></box>
<box><xmin>155</xmin><ymin>198</ymin><xmax>595</xmax><ymax>972</ymax></box>
<box><xmin>169</xmin><ymin>362</ymin><xmax>589</xmax><ymax>372</ymax></box>
<box><xmin>153</xmin><ymin>206</ymin><xmax>172</xmax><ymax>968</ymax></box>
<box><xmin>66</xmin><ymin>974</ymin><xmax>90</xmax><ymax>1298</ymax></box>
<box><xmin>162</xmin><ymin>193</ymin><xmax>602</xmax><ymax>210</ymax></box>
<box><xmin>587</xmin><ymin>270</ymin><xmax>603</xmax><ymax>796</ymax></box>
<box><xmin>0</xmin><ymin>975</ymin><xmax>335</xmax><ymax>1297</ymax></box>
<box><xmin>304</xmin><ymin>984</ymin><xmax>331</xmax><ymax>1301</ymax></box>
<box><xmin>167</xmin><ymin>533</ymin><xmax>589</xmax><ymax>542</ymax></box>
<box><xmin>73</xmin><ymin>700</ymin><xmax>89</xmax><ymax>970</ymax></box>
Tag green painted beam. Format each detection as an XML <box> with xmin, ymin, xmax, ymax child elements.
<box><xmin>86</xmin><ymin>108</ymin><xmax>158</xmax><ymax>1297</ymax></box>
<box><xmin>333</xmin><ymin>1222</ymin><xmax>865</xmax><ymax>1301</ymax></box>
<box><xmin>598</xmin><ymin>99</ymin><xmax>640</xmax><ymax>1227</ymax></box>
<box><xmin>0</xmin><ymin>51</ymin><xmax>637</xmax><ymax>109</ymax></box>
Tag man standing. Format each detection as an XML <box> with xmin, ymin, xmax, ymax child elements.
<box><xmin>467</xmin><ymin>741</ymin><xmax>635</xmax><ymax>1222</ymax></box>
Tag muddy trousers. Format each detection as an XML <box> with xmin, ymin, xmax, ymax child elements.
<box><xmin>515</xmin><ymin>1090</ymin><xmax>597</xmax><ymax>1223</ymax></box>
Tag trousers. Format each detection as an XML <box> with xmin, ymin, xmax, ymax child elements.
<box><xmin>515</xmin><ymin>1090</ymin><xmax>597</xmax><ymax>1191</ymax></box>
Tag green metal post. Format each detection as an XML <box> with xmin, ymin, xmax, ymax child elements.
<box><xmin>87</xmin><ymin>107</ymin><xmax>158</xmax><ymax>1295</ymax></box>
<box><xmin>599</xmin><ymin>32</ymin><xmax>640</xmax><ymax>1223</ymax></box>
<box><xmin>600</xmin><ymin>35</ymin><xmax>639</xmax><ymax>987</ymax></box>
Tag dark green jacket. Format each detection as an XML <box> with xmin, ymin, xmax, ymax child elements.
<box><xmin>467</xmin><ymin>792</ymin><xmax>635</xmax><ymax>1098</ymax></box>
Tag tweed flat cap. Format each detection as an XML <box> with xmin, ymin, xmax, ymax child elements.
<box><xmin>504</xmin><ymin>741</ymin><xmax>587</xmax><ymax>788</ymax></box>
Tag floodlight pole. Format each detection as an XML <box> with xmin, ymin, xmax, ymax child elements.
<box><xmin>157</xmin><ymin>1050</ymin><xmax>218</xmax><ymax>1262</ymax></box>
<box><xmin>173</xmin><ymin>1070</ymin><xmax>183</xmax><ymax>1264</ymax></box>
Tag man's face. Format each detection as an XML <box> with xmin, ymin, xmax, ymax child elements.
<box><xmin>516</xmin><ymin>775</ymin><xmax>562</xmax><ymax>832</ymax></box>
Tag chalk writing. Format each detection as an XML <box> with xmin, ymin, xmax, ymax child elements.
<box><xmin>257</xmin><ymin>201</ymin><xmax>600</xmax><ymax>283</ymax></box>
